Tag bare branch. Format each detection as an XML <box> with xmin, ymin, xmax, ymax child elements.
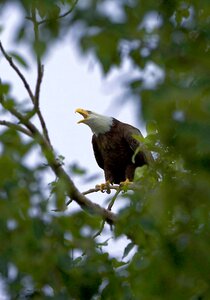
<box><xmin>51</xmin><ymin>165</ymin><xmax>117</xmax><ymax>224</ymax></box>
<box><xmin>35</xmin><ymin>64</ymin><xmax>44</xmax><ymax>103</ymax></box>
<box><xmin>82</xmin><ymin>183</ymin><xmax>136</xmax><ymax>196</ymax></box>
<box><xmin>31</xmin><ymin>8</ymin><xmax>43</xmax><ymax>106</ymax></box>
<box><xmin>92</xmin><ymin>220</ymin><xmax>106</xmax><ymax>239</ymax></box>
<box><xmin>0</xmin><ymin>120</ymin><xmax>32</xmax><ymax>137</ymax></box>
<box><xmin>0</xmin><ymin>38</ymin><xmax>50</xmax><ymax>147</ymax></box>
<box><xmin>31</xmin><ymin>8</ymin><xmax>52</xmax><ymax>148</ymax></box>
<box><xmin>0</xmin><ymin>100</ymin><xmax>38</xmax><ymax>136</ymax></box>
<box><xmin>0</xmin><ymin>41</ymin><xmax>35</xmax><ymax>105</ymax></box>
<box><xmin>107</xmin><ymin>189</ymin><xmax>122</xmax><ymax>211</ymax></box>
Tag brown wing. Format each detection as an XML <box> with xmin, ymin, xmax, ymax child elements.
<box><xmin>123</xmin><ymin>124</ymin><xmax>154</xmax><ymax>165</ymax></box>
<box><xmin>92</xmin><ymin>134</ymin><xmax>104</xmax><ymax>170</ymax></box>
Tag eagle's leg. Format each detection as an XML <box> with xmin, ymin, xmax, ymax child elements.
<box><xmin>95</xmin><ymin>181</ymin><xmax>111</xmax><ymax>194</ymax></box>
<box><xmin>119</xmin><ymin>178</ymin><xmax>132</xmax><ymax>187</ymax></box>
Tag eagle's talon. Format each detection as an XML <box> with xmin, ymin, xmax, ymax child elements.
<box><xmin>105</xmin><ymin>182</ymin><xmax>111</xmax><ymax>194</ymax></box>
<box><xmin>120</xmin><ymin>178</ymin><xmax>132</xmax><ymax>187</ymax></box>
<box><xmin>95</xmin><ymin>181</ymin><xmax>111</xmax><ymax>193</ymax></box>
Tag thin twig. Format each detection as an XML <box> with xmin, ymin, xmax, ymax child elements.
<box><xmin>36</xmin><ymin>0</ymin><xmax>79</xmax><ymax>25</ymax></box>
<box><xmin>107</xmin><ymin>189</ymin><xmax>121</xmax><ymax>211</ymax></box>
<box><xmin>30</xmin><ymin>9</ymin><xmax>52</xmax><ymax>148</ymax></box>
<box><xmin>92</xmin><ymin>220</ymin><xmax>106</xmax><ymax>239</ymax></box>
<box><xmin>31</xmin><ymin>8</ymin><xmax>43</xmax><ymax>106</ymax></box>
<box><xmin>93</xmin><ymin>189</ymin><xmax>122</xmax><ymax>239</ymax></box>
<box><xmin>0</xmin><ymin>120</ymin><xmax>32</xmax><ymax>137</ymax></box>
<box><xmin>0</xmin><ymin>41</ymin><xmax>35</xmax><ymax>105</ymax></box>
<box><xmin>35</xmin><ymin>64</ymin><xmax>44</xmax><ymax>104</ymax></box>
<box><xmin>0</xmin><ymin>100</ymin><xmax>37</xmax><ymax>136</ymax></box>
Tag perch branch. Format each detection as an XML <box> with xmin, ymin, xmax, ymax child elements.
<box><xmin>82</xmin><ymin>183</ymin><xmax>136</xmax><ymax>196</ymax></box>
<box><xmin>82</xmin><ymin>185</ymin><xmax>122</xmax><ymax>196</ymax></box>
<box><xmin>50</xmin><ymin>165</ymin><xmax>117</xmax><ymax>224</ymax></box>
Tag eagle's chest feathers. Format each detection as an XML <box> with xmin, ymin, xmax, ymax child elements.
<box><xmin>96</xmin><ymin>125</ymin><xmax>132</xmax><ymax>165</ymax></box>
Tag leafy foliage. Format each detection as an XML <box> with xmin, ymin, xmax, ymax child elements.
<box><xmin>0</xmin><ymin>0</ymin><xmax>210</xmax><ymax>299</ymax></box>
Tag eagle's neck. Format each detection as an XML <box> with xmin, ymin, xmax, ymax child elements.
<box><xmin>90</xmin><ymin>116</ymin><xmax>113</xmax><ymax>136</ymax></box>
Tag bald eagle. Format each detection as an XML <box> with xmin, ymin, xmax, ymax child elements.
<box><xmin>76</xmin><ymin>108</ymin><xmax>153</xmax><ymax>185</ymax></box>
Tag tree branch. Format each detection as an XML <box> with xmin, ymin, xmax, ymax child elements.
<box><xmin>0</xmin><ymin>100</ymin><xmax>39</xmax><ymax>136</ymax></box>
<box><xmin>0</xmin><ymin>38</ymin><xmax>51</xmax><ymax>148</ymax></box>
<box><xmin>81</xmin><ymin>183</ymin><xmax>136</xmax><ymax>196</ymax></box>
<box><xmin>0</xmin><ymin>41</ymin><xmax>35</xmax><ymax>105</ymax></box>
<box><xmin>30</xmin><ymin>9</ymin><xmax>52</xmax><ymax>148</ymax></box>
<box><xmin>0</xmin><ymin>120</ymin><xmax>32</xmax><ymax>137</ymax></box>
<box><xmin>31</xmin><ymin>8</ymin><xmax>43</xmax><ymax>106</ymax></box>
<box><xmin>44</xmin><ymin>154</ymin><xmax>117</xmax><ymax>224</ymax></box>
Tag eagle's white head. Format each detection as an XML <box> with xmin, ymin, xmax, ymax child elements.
<box><xmin>75</xmin><ymin>108</ymin><xmax>113</xmax><ymax>136</ymax></box>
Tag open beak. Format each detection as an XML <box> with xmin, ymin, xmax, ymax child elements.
<box><xmin>75</xmin><ymin>108</ymin><xmax>89</xmax><ymax>124</ymax></box>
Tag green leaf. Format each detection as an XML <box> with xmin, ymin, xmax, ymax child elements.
<box><xmin>134</xmin><ymin>165</ymin><xmax>148</xmax><ymax>181</ymax></box>
<box><xmin>1</xmin><ymin>98</ymin><xmax>15</xmax><ymax>110</ymax></box>
<box><xmin>33</xmin><ymin>40</ymin><xmax>46</xmax><ymax>57</ymax></box>
<box><xmin>122</xmin><ymin>242</ymin><xmax>135</xmax><ymax>259</ymax></box>
<box><xmin>0</xmin><ymin>83</ymin><xmax>10</xmax><ymax>95</ymax></box>
<box><xmin>111</xmin><ymin>258</ymin><xmax>128</xmax><ymax>268</ymax></box>
<box><xmin>69</xmin><ymin>163</ymin><xmax>87</xmax><ymax>176</ymax></box>
<box><xmin>146</xmin><ymin>121</ymin><xmax>158</xmax><ymax>135</ymax></box>
<box><xmin>9</xmin><ymin>52</ymin><xmax>29</xmax><ymax>69</ymax></box>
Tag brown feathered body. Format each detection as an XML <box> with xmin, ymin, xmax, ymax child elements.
<box><xmin>92</xmin><ymin>118</ymin><xmax>152</xmax><ymax>184</ymax></box>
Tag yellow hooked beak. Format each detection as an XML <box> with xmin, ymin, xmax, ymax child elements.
<box><xmin>75</xmin><ymin>108</ymin><xmax>90</xmax><ymax>124</ymax></box>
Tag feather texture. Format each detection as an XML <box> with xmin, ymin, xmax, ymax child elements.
<box><xmin>92</xmin><ymin>118</ymin><xmax>153</xmax><ymax>184</ymax></box>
